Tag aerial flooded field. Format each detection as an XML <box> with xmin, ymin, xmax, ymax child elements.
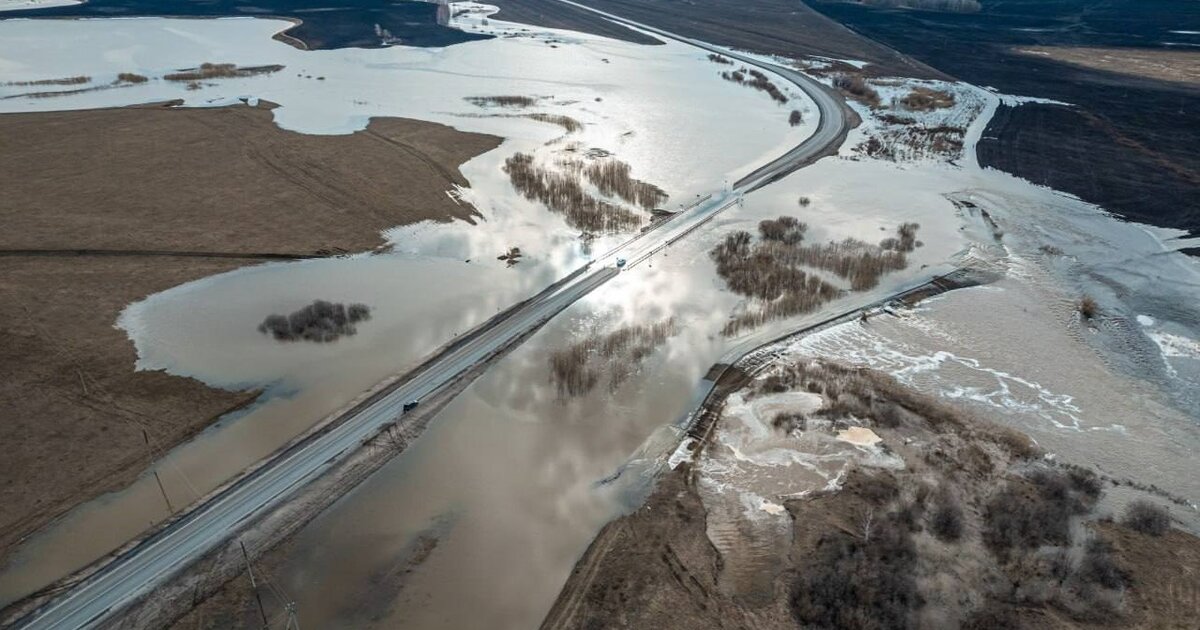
<box><xmin>1</xmin><ymin>0</ymin><xmax>1197</xmax><ymax>628</ymax></box>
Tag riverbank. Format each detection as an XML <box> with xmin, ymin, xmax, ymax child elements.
<box><xmin>543</xmin><ymin>355</ymin><xmax>1200</xmax><ymax>629</ymax></box>
<box><xmin>0</xmin><ymin>102</ymin><xmax>499</xmax><ymax>567</ymax></box>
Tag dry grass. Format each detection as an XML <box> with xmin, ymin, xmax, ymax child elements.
<box><xmin>898</xmin><ymin>86</ymin><xmax>955</xmax><ymax>111</ymax></box>
<box><xmin>4</xmin><ymin>75</ymin><xmax>90</xmax><ymax>87</ymax></box>
<box><xmin>711</xmin><ymin>218</ymin><xmax>919</xmax><ymax>334</ymax></box>
<box><xmin>504</xmin><ymin>152</ymin><xmax>643</xmax><ymax>233</ymax></box>
<box><xmin>550</xmin><ymin>319</ymin><xmax>676</xmax><ymax>397</ymax></box>
<box><xmin>464</xmin><ymin>95</ymin><xmax>537</xmax><ymax>108</ymax></box>
<box><xmin>116</xmin><ymin>73</ymin><xmax>149</xmax><ymax>84</ymax></box>
<box><xmin>163</xmin><ymin>63</ymin><xmax>283</xmax><ymax>82</ymax></box>
<box><xmin>833</xmin><ymin>73</ymin><xmax>881</xmax><ymax>107</ymax></box>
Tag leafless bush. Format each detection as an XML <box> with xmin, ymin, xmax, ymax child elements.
<box><xmin>928</xmin><ymin>487</ymin><xmax>964</xmax><ymax>542</ymax></box>
<box><xmin>163</xmin><ymin>63</ymin><xmax>283</xmax><ymax>82</ymax></box>
<box><xmin>797</xmin><ymin>196</ymin><xmax>811</xmax><ymax>207</ymax></box>
<box><xmin>1077</xmin><ymin>539</ymin><xmax>1128</xmax><ymax>589</ymax></box>
<box><xmin>4</xmin><ymin>75</ymin><xmax>90</xmax><ymax>86</ymax></box>
<box><xmin>463</xmin><ymin>95</ymin><xmax>537</xmax><ymax>108</ymax></box>
<box><xmin>1078</xmin><ymin>295</ymin><xmax>1099</xmax><ymax>320</ymax></box>
<box><xmin>580</xmin><ymin>159</ymin><xmax>668</xmax><ymax>210</ymax></box>
<box><xmin>879</xmin><ymin>222</ymin><xmax>921</xmax><ymax>252</ymax></box>
<box><xmin>982</xmin><ymin>469</ymin><xmax>1095</xmax><ymax>556</ymax></box>
<box><xmin>116</xmin><ymin>73</ymin><xmax>149</xmax><ymax>84</ymax></box>
<box><xmin>1122</xmin><ymin>500</ymin><xmax>1169</xmax><ymax>536</ymax></box>
<box><xmin>758</xmin><ymin>216</ymin><xmax>807</xmax><ymax>244</ymax></box>
<box><xmin>711</xmin><ymin>220</ymin><xmax>916</xmax><ymax>334</ymax></box>
<box><xmin>549</xmin><ymin>319</ymin><xmax>676</xmax><ymax>397</ymax></box>
<box><xmin>789</xmin><ymin>109</ymin><xmax>804</xmax><ymax>126</ymax></box>
<box><xmin>898</xmin><ymin>86</ymin><xmax>956</xmax><ymax>111</ymax></box>
<box><xmin>258</xmin><ymin>300</ymin><xmax>371</xmax><ymax>343</ymax></box>
<box><xmin>721</xmin><ymin>66</ymin><xmax>788</xmax><ymax>104</ymax></box>
<box><xmin>833</xmin><ymin>74</ymin><xmax>881</xmax><ymax>107</ymax></box>
<box><xmin>791</xmin><ymin>510</ymin><xmax>922</xmax><ymax>629</ymax></box>
<box><xmin>504</xmin><ymin>152</ymin><xmax>643</xmax><ymax>233</ymax></box>
<box><xmin>525</xmin><ymin>113</ymin><xmax>582</xmax><ymax>132</ymax></box>
<box><xmin>707</xmin><ymin>53</ymin><xmax>733</xmax><ymax>65</ymax></box>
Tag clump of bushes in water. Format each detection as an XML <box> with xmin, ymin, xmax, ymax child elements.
<box><xmin>879</xmin><ymin>222</ymin><xmax>921</xmax><ymax>252</ymax></box>
<box><xmin>164</xmin><ymin>63</ymin><xmax>283</xmax><ymax>82</ymax></box>
<box><xmin>504</xmin><ymin>152</ymin><xmax>643</xmax><ymax>233</ymax></box>
<box><xmin>258</xmin><ymin>300</ymin><xmax>371</xmax><ymax>343</ymax></box>
<box><xmin>116</xmin><ymin>73</ymin><xmax>149</xmax><ymax>84</ymax></box>
<box><xmin>549</xmin><ymin>319</ymin><xmax>676</xmax><ymax>397</ymax></box>
<box><xmin>720</xmin><ymin>66</ymin><xmax>788</xmax><ymax>104</ymax></box>
<box><xmin>572</xmin><ymin>158</ymin><xmax>668</xmax><ymax>210</ymax></box>
<box><xmin>710</xmin><ymin>217</ymin><xmax>918</xmax><ymax>334</ymax></box>
<box><xmin>707</xmin><ymin>53</ymin><xmax>733</xmax><ymax>65</ymax></box>
<box><xmin>789</xmin><ymin>109</ymin><xmax>803</xmax><ymax>126</ymax></box>
<box><xmin>1078</xmin><ymin>295</ymin><xmax>1099</xmax><ymax>320</ymax></box>
<box><xmin>464</xmin><ymin>95</ymin><xmax>537</xmax><ymax>108</ymax></box>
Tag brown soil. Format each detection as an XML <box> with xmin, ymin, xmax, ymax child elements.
<box><xmin>0</xmin><ymin>103</ymin><xmax>500</xmax><ymax>562</ymax></box>
<box><xmin>543</xmin><ymin>358</ymin><xmax>1200</xmax><ymax>629</ymax></box>
<box><xmin>1017</xmin><ymin>46</ymin><xmax>1200</xmax><ymax>88</ymax></box>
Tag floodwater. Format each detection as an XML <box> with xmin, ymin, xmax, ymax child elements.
<box><xmin>0</xmin><ymin>7</ymin><xmax>819</xmax><ymax>606</ymax></box>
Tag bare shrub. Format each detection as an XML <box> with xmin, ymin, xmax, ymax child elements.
<box><xmin>1078</xmin><ymin>295</ymin><xmax>1099</xmax><ymax>320</ymax></box>
<box><xmin>116</xmin><ymin>73</ymin><xmax>149</xmax><ymax>84</ymax></box>
<box><xmin>758</xmin><ymin>216</ymin><xmax>807</xmax><ymax>245</ymax></box>
<box><xmin>880</xmin><ymin>222</ymin><xmax>921</xmax><ymax>252</ymax></box>
<box><xmin>898</xmin><ymin>86</ymin><xmax>956</xmax><ymax>111</ymax></box>
<box><xmin>791</xmin><ymin>511</ymin><xmax>922</xmax><ymax>629</ymax></box>
<box><xmin>707</xmin><ymin>53</ymin><xmax>733</xmax><ymax>65</ymax></box>
<box><xmin>163</xmin><ymin>63</ymin><xmax>283</xmax><ymax>82</ymax></box>
<box><xmin>258</xmin><ymin>300</ymin><xmax>371</xmax><ymax>343</ymax></box>
<box><xmin>4</xmin><ymin>75</ymin><xmax>90</xmax><ymax>86</ymax></box>
<box><xmin>721</xmin><ymin>66</ymin><xmax>788</xmax><ymax>104</ymax></box>
<box><xmin>929</xmin><ymin>487</ymin><xmax>964</xmax><ymax>542</ymax></box>
<box><xmin>525</xmin><ymin>113</ymin><xmax>581</xmax><ymax>133</ymax></box>
<box><xmin>833</xmin><ymin>74</ymin><xmax>881</xmax><ymax>107</ymax></box>
<box><xmin>772</xmin><ymin>412</ymin><xmax>807</xmax><ymax>432</ymax></box>
<box><xmin>464</xmin><ymin>95</ymin><xmax>537</xmax><ymax>108</ymax></box>
<box><xmin>1122</xmin><ymin>500</ymin><xmax>1170</xmax><ymax>536</ymax></box>
<box><xmin>503</xmin><ymin>152</ymin><xmax>642</xmax><ymax>233</ymax></box>
<box><xmin>711</xmin><ymin>220</ymin><xmax>916</xmax><ymax>334</ymax></box>
<box><xmin>797</xmin><ymin>196</ymin><xmax>811</xmax><ymax>207</ymax></box>
<box><xmin>1077</xmin><ymin>539</ymin><xmax>1128</xmax><ymax>589</ymax></box>
<box><xmin>789</xmin><ymin>109</ymin><xmax>804</xmax><ymax>126</ymax></box>
<box><xmin>549</xmin><ymin>319</ymin><xmax>676</xmax><ymax>397</ymax></box>
<box><xmin>982</xmin><ymin>469</ymin><xmax>1095</xmax><ymax>555</ymax></box>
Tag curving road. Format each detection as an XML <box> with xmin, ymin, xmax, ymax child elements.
<box><xmin>10</xmin><ymin>11</ymin><xmax>849</xmax><ymax>630</ymax></box>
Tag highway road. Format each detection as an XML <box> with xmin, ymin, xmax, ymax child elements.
<box><xmin>10</xmin><ymin>10</ymin><xmax>850</xmax><ymax>630</ymax></box>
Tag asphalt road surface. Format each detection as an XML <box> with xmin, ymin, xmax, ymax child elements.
<box><xmin>12</xmin><ymin>9</ymin><xmax>850</xmax><ymax>629</ymax></box>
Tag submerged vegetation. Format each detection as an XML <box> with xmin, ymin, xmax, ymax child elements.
<box><xmin>549</xmin><ymin>319</ymin><xmax>676</xmax><ymax>397</ymax></box>
<box><xmin>258</xmin><ymin>300</ymin><xmax>371</xmax><ymax>343</ymax></box>
<box><xmin>163</xmin><ymin>62</ymin><xmax>283</xmax><ymax>82</ymax></box>
<box><xmin>504</xmin><ymin>153</ymin><xmax>644</xmax><ymax>233</ymax></box>
<box><xmin>3</xmin><ymin>75</ymin><xmax>90</xmax><ymax>87</ymax></box>
<box><xmin>572</xmin><ymin>159</ymin><xmax>668</xmax><ymax>210</ymax></box>
<box><xmin>707</xmin><ymin>53</ymin><xmax>733</xmax><ymax>65</ymax></box>
<box><xmin>711</xmin><ymin>218</ymin><xmax>919</xmax><ymax>334</ymax></box>
<box><xmin>464</xmin><ymin>95</ymin><xmax>537</xmax><ymax>108</ymax></box>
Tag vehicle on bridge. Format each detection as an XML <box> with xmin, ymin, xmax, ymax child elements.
<box><xmin>403</xmin><ymin>400</ymin><xmax>420</xmax><ymax>413</ymax></box>
<box><xmin>616</xmin><ymin>258</ymin><xmax>626</xmax><ymax>268</ymax></box>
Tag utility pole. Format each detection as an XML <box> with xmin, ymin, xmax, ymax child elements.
<box><xmin>240</xmin><ymin>540</ymin><xmax>270</xmax><ymax>629</ymax></box>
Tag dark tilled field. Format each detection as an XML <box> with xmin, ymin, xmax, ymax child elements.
<box><xmin>811</xmin><ymin>0</ymin><xmax>1200</xmax><ymax>238</ymax></box>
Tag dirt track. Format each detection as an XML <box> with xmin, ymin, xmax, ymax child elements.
<box><xmin>0</xmin><ymin>103</ymin><xmax>499</xmax><ymax>563</ymax></box>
